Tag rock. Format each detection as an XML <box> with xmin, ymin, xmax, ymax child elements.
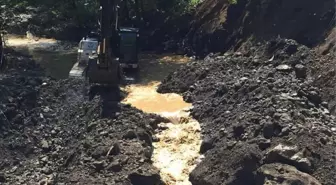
<box><xmin>108</xmin><ymin>143</ymin><xmax>121</xmax><ymax>156</ymax></box>
<box><xmin>123</xmin><ymin>130</ymin><xmax>137</xmax><ymax>139</ymax></box>
<box><xmin>99</xmin><ymin>131</ymin><xmax>108</xmax><ymax>136</ymax></box>
<box><xmin>92</xmin><ymin>146</ymin><xmax>108</xmax><ymax>159</ymax></box>
<box><xmin>41</xmin><ymin>140</ymin><xmax>50</xmax><ymax>152</ymax></box>
<box><xmin>263</xmin><ymin>122</ymin><xmax>275</xmax><ymax>139</ymax></box>
<box><xmin>107</xmin><ymin>161</ymin><xmax>122</xmax><ymax>172</ymax></box>
<box><xmin>41</xmin><ymin>166</ymin><xmax>52</xmax><ymax>175</ymax></box>
<box><xmin>152</xmin><ymin>135</ymin><xmax>160</xmax><ymax>142</ymax></box>
<box><xmin>137</xmin><ymin>129</ymin><xmax>153</xmax><ymax>146</ymax></box>
<box><xmin>233</xmin><ymin>125</ymin><xmax>245</xmax><ymax>138</ymax></box>
<box><xmin>290</xmin><ymin>151</ymin><xmax>312</xmax><ymax>173</ymax></box>
<box><xmin>41</xmin><ymin>156</ymin><xmax>48</xmax><ymax>163</ymax></box>
<box><xmin>0</xmin><ymin>173</ymin><xmax>6</xmax><ymax>182</ymax></box>
<box><xmin>144</xmin><ymin>147</ymin><xmax>153</xmax><ymax>159</ymax></box>
<box><xmin>256</xmin><ymin>163</ymin><xmax>321</xmax><ymax>185</ymax></box>
<box><xmin>307</xmin><ymin>91</ymin><xmax>322</xmax><ymax>105</ymax></box>
<box><xmin>264</xmin><ymin>144</ymin><xmax>298</xmax><ymax>162</ymax></box>
<box><xmin>200</xmin><ymin>137</ymin><xmax>215</xmax><ymax>153</ymax></box>
<box><xmin>87</xmin><ymin>121</ymin><xmax>98</xmax><ymax>131</ymax></box>
<box><xmin>227</xmin><ymin>141</ymin><xmax>237</xmax><ymax>149</ymax></box>
<box><xmin>295</xmin><ymin>64</ymin><xmax>307</xmax><ymax>79</ymax></box>
<box><xmin>320</xmin><ymin>137</ymin><xmax>328</xmax><ymax>145</ymax></box>
<box><xmin>280</xmin><ymin>126</ymin><xmax>291</xmax><ymax>136</ymax></box>
<box><xmin>92</xmin><ymin>161</ymin><xmax>105</xmax><ymax>171</ymax></box>
<box><xmin>128</xmin><ymin>172</ymin><xmax>161</xmax><ymax>185</ymax></box>
<box><xmin>276</xmin><ymin>64</ymin><xmax>292</xmax><ymax>72</ymax></box>
<box><xmin>258</xmin><ymin>139</ymin><xmax>271</xmax><ymax>150</ymax></box>
<box><xmin>264</xmin><ymin>144</ymin><xmax>312</xmax><ymax>173</ymax></box>
<box><xmin>51</xmin><ymin>130</ymin><xmax>57</xmax><ymax>136</ymax></box>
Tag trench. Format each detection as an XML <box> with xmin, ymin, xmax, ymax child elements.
<box><xmin>118</xmin><ymin>55</ymin><xmax>203</xmax><ymax>184</ymax></box>
<box><xmin>6</xmin><ymin>36</ymin><xmax>203</xmax><ymax>185</ymax></box>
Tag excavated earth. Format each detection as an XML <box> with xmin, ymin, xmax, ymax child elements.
<box><xmin>0</xmin><ymin>49</ymin><xmax>165</xmax><ymax>184</ymax></box>
<box><xmin>158</xmin><ymin>38</ymin><xmax>336</xmax><ymax>185</ymax></box>
<box><xmin>1</xmin><ymin>1</ymin><xmax>336</xmax><ymax>185</ymax></box>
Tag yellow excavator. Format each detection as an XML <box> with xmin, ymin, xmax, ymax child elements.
<box><xmin>69</xmin><ymin>0</ymin><xmax>140</xmax><ymax>117</ymax></box>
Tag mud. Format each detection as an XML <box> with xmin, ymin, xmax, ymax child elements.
<box><xmin>159</xmin><ymin>38</ymin><xmax>336</xmax><ymax>185</ymax></box>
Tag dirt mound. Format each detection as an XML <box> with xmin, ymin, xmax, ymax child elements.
<box><xmin>184</xmin><ymin>0</ymin><xmax>335</xmax><ymax>56</ymax></box>
<box><xmin>158</xmin><ymin>39</ymin><xmax>336</xmax><ymax>184</ymax></box>
<box><xmin>0</xmin><ymin>51</ymin><xmax>164</xmax><ymax>184</ymax></box>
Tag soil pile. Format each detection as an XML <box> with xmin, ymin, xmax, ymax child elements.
<box><xmin>0</xmin><ymin>50</ymin><xmax>164</xmax><ymax>184</ymax></box>
<box><xmin>158</xmin><ymin>38</ymin><xmax>336</xmax><ymax>185</ymax></box>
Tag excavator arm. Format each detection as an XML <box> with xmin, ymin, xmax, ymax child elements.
<box><xmin>69</xmin><ymin>0</ymin><xmax>139</xmax><ymax>117</ymax></box>
<box><xmin>86</xmin><ymin>0</ymin><xmax>122</xmax><ymax>85</ymax></box>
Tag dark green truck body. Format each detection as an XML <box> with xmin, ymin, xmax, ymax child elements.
<box><xmin>118</xmin><ymin>27</ymin><xmax>139</xmax><ymax>68</ymax></box>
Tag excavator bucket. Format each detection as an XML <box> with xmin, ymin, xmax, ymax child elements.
<box><xmin>85</xmin><ymin>55</ymin><xmax>121</xmax><ymax>84</ymax></box>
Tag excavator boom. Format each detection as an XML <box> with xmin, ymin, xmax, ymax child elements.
<box><xmin>86</xmin><ymin>0</ymin><xmax>121</xmax><ymax>85</ymax></box>
<box><xmin>70</xmin><ymin>0</ymin><xmax>121</xmax><ymax>85</ymax></box>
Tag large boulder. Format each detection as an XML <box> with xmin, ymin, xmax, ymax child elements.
<box><xmin>256</xmin><ymin>163</ymin><xmax>321</xmax><ymax>185</ymax></box>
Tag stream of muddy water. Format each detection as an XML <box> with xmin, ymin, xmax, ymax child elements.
<box><xmin>122</xmin><ymin>55</ymin><xmax>203</xmax><ymax>185</ymax></box>
<box><xmin>6</xmin><ymin>35</ymin><xmax>203</xmax><ymax>185</ymax></box>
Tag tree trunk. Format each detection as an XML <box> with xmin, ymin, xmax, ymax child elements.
<box><xmin>134</xmin><ymin>0</ymin><xmax>141</xmax><ymax>26</ymax></box>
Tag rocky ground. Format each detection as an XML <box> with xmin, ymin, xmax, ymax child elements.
<box><xmin>0</xmin><ymin>49</ymin><xmax>165</xmax><ymax>184</ymax></box>
<box><xmin>158</xmin><ymin>38</ymin><xmax>336</xmax><ymax>185</ymax></box>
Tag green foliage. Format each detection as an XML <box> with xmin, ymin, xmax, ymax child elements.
<box><xmin>0</xmin><ymin>0</ymin><xmax>201</xmax><ymax>39</ymax></box>
<box><xmin>228</xmin><ymin>0</ymin><xmax>238</xmax><ymax>4</ymax></box>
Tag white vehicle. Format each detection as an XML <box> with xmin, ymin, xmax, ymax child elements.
<box><xmin>77</xmin><ymin>37</ymin><xmax>99</xmax><ymax>66</ymax></box>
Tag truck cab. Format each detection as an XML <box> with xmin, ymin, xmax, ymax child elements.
<box><xmin>118</xmin><ymin>27</ymin><xmax>139</xmax><ymax>69</ymax></box>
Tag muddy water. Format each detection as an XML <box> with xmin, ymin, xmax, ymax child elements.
<box><xmin>6</xmin><ymin>35</ymin><xmax>77</xmax><ymax>79</ymax></box>
<box><xmin>122</xmin><ymin>55</ymin><xmax>203</xmax><ymax>185</ymax></box>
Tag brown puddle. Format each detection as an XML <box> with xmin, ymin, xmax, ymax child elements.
<box><xmin>6</xmin><ymin>34</ymin><xmax>77</xmax><ymax>79</ymax></box>
<box><xmin>122</xmin><ymin>82</ymin><xmax>191</xmax><ymax>113</ymax></box>
<box><xmin>122</xmin><ymin>54</ymin><xmax>203</xmax><ymax>185</ymax></box>
<box><xmin>122</xmin><ymin>54</ymin><xmax>193</xmax><ymax>113</ymax></box>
